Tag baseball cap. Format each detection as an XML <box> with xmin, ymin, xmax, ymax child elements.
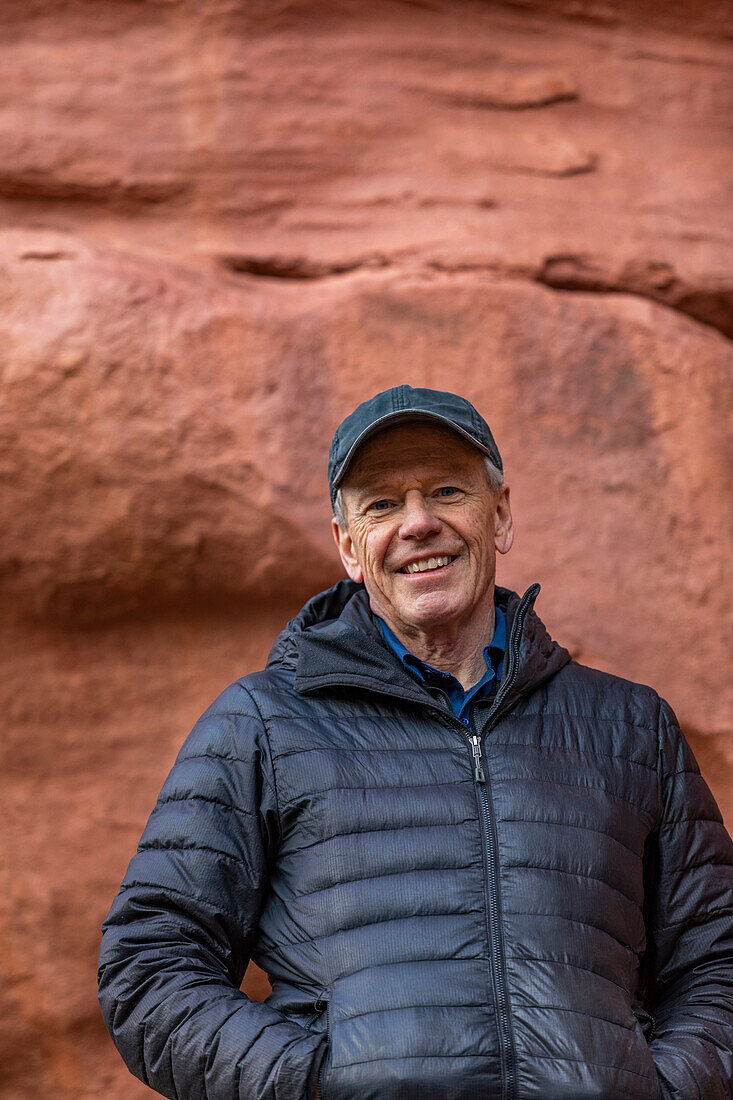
<box><xmin>328</xmin><ymin>385</ymin><xmax>502</xmax><ymax>505</ymax></box>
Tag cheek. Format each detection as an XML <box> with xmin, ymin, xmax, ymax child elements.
<box><xmin>350</xmin><ymin>527</ymin><xmax>376</xmax><ymax>566</ymax></box>
<box><xmin>361</xmin><ymin>534</ymin><xmax>392</xmax><ymax>581</ymax></box>
<box><xmin>365</xmin><ymin>542</ymin><xmax>387</xmax><ymax>577</ymax></box>
<box><xmin>467</xmin><ymin>529</ymin><xmax>493</xmax><ymax>568</ymax></box>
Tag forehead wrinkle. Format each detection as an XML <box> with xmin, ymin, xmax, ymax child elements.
<box><xmin>340</xmin><ymin>424</ymin><xmax>490</xmax><ymax>519</ymax></box>
<box><xmin>345</xmin><ymin>451</ymin><xmax>480</xmax><ymax>500</ymax></box>
<box><xmin>345</xmin><ymin>432</ymin><xmax>481</xmax><ymax>486</ymax></box>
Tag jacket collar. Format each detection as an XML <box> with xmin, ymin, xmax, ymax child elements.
<box><xmin>268</xmin><ymin>579</ymin><xmax>570</xmax><ymax>716</ymax></box>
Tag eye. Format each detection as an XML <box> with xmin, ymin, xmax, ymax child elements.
<box><xmin>370</xmin><ymin>499</ymin><xmax>393</xmax><ymax>512</ymax></box>
<box><xmin>437</xmin><ymin>486</ymin><xmax>459</xmax><ymax>497</ymax></box>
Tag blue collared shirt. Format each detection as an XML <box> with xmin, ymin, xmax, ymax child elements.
<box><xmin>376</xmin><ymin>606</ymin><xmax>506</xmax><ymax>731</ymax></box>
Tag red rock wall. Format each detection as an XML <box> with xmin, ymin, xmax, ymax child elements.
<box><xmin>1</xmin><ymin>3</ymin><xmax>731</xmax><ymax>1096</ymax></box>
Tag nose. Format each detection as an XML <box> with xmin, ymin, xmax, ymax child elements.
<box><xmin>398</xmin><ymin>491</ymin><xmax>443</xmax><ymax>540</ymax></box>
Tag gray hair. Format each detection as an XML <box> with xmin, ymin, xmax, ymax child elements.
<box><xmin>333</xmin><ymin>456</ymin><xmax>504</xmax><ymax>530</ymax></box>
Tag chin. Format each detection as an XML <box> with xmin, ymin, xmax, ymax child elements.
<box><xmin>399</xmin><ymin>593</ymin><xmax>466</xmax><ymax>630</ymax></box>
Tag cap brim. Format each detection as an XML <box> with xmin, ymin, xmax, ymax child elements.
<box><xmin>331</xmin><ymin>410</ymin><xmax>494</xmax><ymax>490</ymax></box>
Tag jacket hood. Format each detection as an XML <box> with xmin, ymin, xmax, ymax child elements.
<box><xmin>267</xmin><ymin>578</ymin><xmax>571</xmax><ymax>712</ymax></box>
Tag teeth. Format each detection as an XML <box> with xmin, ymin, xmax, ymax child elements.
<box><xmin>404</xmin><ymin>555</ymin><xmax>452</xmax><ymax>574</ymax></box>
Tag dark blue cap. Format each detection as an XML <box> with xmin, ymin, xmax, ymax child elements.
<box><xmin>328</xmin><ymin>385</ymin><xmax>502</xmax><ymax>505</ymax></box>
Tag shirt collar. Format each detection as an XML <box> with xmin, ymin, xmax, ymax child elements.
<box><xmin>376</xmin><ymin>605</ymin><xmax>506</xmax><ymax>688</ymax></box>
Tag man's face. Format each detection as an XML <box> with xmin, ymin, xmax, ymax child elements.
<box><xmin>331</xmin><ymin>422</ymin><xmax>513</xmax><ymax>639</ymax></box>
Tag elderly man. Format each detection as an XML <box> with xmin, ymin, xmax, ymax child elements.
<box><xmin>99</xmin><ymin>386</ymin><xmax>733</xmax><ymax>1100</ymax></box>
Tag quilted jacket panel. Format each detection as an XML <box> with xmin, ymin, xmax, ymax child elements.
<box><xmin>98</xmin><ymin>581</ymin><xmax>733</xmax><ymax>1100</ymax></box>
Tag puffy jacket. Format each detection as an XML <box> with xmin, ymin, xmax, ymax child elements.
<box><xmin>98</xmin><ymin>580</ymin><xmax>733</xmax><ymax>1100</ymax></box>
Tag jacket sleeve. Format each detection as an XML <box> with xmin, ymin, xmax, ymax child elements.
<box><xmin>97</xmin><ymin>683</ymin><xmax>326</xmax><ymax>1100</ymax></box>
<box><xmin>646</xmin><ymin>698</ymin><xmax>733</xmax><ymax>1100</ymax></box>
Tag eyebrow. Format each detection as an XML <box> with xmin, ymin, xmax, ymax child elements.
<box><xmin>348</xmin><ymin>486</ymin><xmax>396</xmax><ymax>506</ymax></box>
<box><xmin>347</xmin><ymin>474</ymin><xmax>467</xmax><ymax>503</ymax></box>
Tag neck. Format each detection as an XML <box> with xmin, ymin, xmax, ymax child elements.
<box><xmin>383</xmin><ymin>598</ymin><xmax>496</xmax><ymax>691</ymax></box>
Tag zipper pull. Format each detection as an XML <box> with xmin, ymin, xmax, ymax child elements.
<box><xmin>470</xmin><ymin>734</ymin><xmax>485</xmax><ymax>783</ymax></box>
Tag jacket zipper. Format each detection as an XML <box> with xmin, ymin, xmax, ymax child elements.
<box><xmin>463</xmin><ymin>583</ymin><xmax>540</xmax><ymax>1100</ymax></box>
<box><xmin>300</xmin><ymin>584</ymin><xmax>540</xmax><ymax>1100</ymax></box>
<box><xmin>318</xmin><ymin>1041</ymin><xmax>328</xmax><ymax>1098</ymax></box>
<box><xmin>417</xmin><ymin>585</ymin><xmax>538</xmax><ymax>1100</ymax></box>
<box><xmin>317</xmin><ymin>991</ymin><xmax>332</xmax><ymax>1098</ymax></box>
<box><xmin>306</xmin><ymin>987</ymin><xmax>329</xmax><ymax>1029</ymax></box>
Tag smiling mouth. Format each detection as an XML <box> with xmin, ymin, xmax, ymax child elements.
<box><xmin>399</xmin><ymin>555</ymin><xmax>457</xmax><ymax>575</ymax></box>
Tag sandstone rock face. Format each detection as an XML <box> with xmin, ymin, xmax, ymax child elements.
<box><xmin>0</xmin><ymin>2</ymin><xmax>731</xmax><ymax>1097</ymax></box>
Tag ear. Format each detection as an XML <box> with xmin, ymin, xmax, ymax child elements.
<box><xmin>331</xmin><ymin>516</ymin><xmax>364</xmax><ymax>583</ymax></box>
<box><xmin>494</xmin><ymin>486</ymin><xmax>514</xmax><ymax>556</ymax></box>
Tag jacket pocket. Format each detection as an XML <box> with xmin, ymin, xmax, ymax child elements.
<box><xmin>306</xmin><ymin>988</ymin><xmax>330</xmax><ymax>1033</ymax></box>
<box><xmin>317</xmin><ymin>995</ymin><xmax>331</xmax><ymax>1098</ymax></box>
<box><xmin>631</xmin><ymin>1005</ymin><xmax>664</xmax><ymax>1100</ymax></box>
<box><xmin>631</xmin><ymin>1003</ymin><xmax>656</xmax><ymax>1043</ymax></box>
